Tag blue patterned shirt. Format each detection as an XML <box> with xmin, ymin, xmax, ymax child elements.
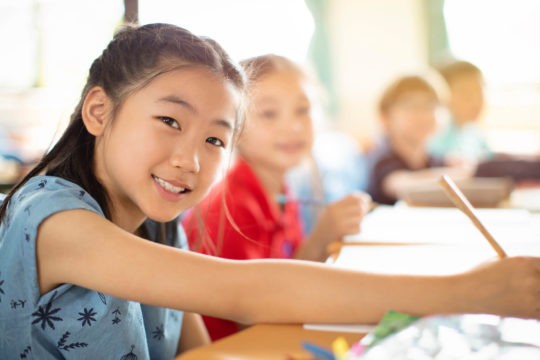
<box><xmin>0</xmin><ymin>176</ymin><xmax>186</xmax><ymax>359</ymax></box>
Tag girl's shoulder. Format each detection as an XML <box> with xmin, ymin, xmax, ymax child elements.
<box><xmin>12</xmin><ymin>175</ymin><xmax>103</xmax><ymax>215</ymax></box>
<box><xmin>2</xmin><ymin>176</ymin><xmax>104</xmax><ymax>234</ymax></box>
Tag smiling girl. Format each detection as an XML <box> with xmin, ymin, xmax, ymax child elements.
<box><xmin>0</xmin><ymin>24</ymin><xmax>539</xmax><ymax>359</ymax></box>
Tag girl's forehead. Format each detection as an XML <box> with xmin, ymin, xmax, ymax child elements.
<box><xmin>255</xmin><ymin>69</ymin><xmax>305</xmax><ymax>86</ymax></box>
<box><xmin>396</xmin><ymin>91</ymin><xmax>438</xmax><ymax>103</ymax></box>
<box><xmin>122</xmin><ymin>66</ymin><xmax>240</xmax><ymax>119</ymax></box>
<box><xmin>141</xmin><ymin>66</ymin><xmax>239</xmax><ymax>100</ymax></box>
<box><xmin>250</xmin><ymin>71</ymin><xmax>311</xmax><ymax>100</ymax></box>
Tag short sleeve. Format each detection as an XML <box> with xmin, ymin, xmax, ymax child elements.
<box><xmin>0</xmin><ymin>176</ymin><xmax>183</xmax><ymax>359</ymax></box>
<box><xmin>5</xmin><ymin>177</ymin><xmax>103</xmax><ymax>301</ymax></box>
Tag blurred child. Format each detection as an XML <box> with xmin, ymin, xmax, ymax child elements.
<box><xmin>367</xmin><ymin>75</ymin><xmax>472</xmax><ymax>205</ymax></box>
<box><xmin>182</xmin><ymin>54</ymin><xmax>370</xmax><ymax>340</ymax></box>
<box><xmin>287</xmin><ymin>130</ymin><xmax>369</xmax><ymax>235</ymax></box>
<box><xmin>429</xmin><ymin>60</ymin><xmax>492</xmax><ymax>163</ymax></box>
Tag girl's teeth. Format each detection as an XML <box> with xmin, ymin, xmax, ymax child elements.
<box><xmin>154</xmin><ymin>176</ymin><xmax>185</xmax><ymax>193</ymax></box>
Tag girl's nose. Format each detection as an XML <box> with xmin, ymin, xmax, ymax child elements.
<box><xmin>170</xmin><ymin>145</ymin><xmax>200</xmax><ymax>174</ymax></box>
<box><xmin>288</xmin><ymin>116</ymin><xmax>307</xmax><ymax>132</ymax></box>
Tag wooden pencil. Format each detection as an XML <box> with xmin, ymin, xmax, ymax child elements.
<box><xmin>439</xmin><ymin>174</ymin><xmax>507</xmax><ymax>259</ymax></box>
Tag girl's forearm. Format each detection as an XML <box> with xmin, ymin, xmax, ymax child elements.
<box><xmin>206</xmin><ymin>259</ymin><xmax>468</xmax><ymax>325</ymax></box>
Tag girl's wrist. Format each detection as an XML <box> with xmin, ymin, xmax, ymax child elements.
<box><xmin>447</xmin><ymin>271</ymin><xmax>482</xmax><ymax>314</ymax></box>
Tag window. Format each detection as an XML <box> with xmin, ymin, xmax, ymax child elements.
<box><xmin>444</xmin><ymin>0</ymin><xmax>540</xmax><ymax>87</ymax></box>
<box><xmin>139</xmin><ymin>0</ymin><xmax>314</xmax><ymax>63</ymax></box>
<box><xmin>0</xmin><ymin>0</ymin><xmax>123</xmax><ymax>90</ymax></box>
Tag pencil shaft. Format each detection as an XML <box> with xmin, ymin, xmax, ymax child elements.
<box><xmin>439</xmin><ymin>175</ymin><xmax>507</xmax><ymax>259</ymax></box>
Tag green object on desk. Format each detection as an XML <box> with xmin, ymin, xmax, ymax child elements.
<box><xmin>360</xmin><ymin>310</ymin><xmax>419</xmax><ymax>349</ymax></box>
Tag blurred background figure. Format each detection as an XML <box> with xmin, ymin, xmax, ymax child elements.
<box><xmin>366</xmin><ymin>75</ymin><xmax>472</xmax><ymax>205</ymax></box>
<box><xmin>429</xmin><ymin>59</ymin><xmax>492</xmax><ymax>164</ymax></box>
<box><xmin>182</xmin><ymin>54</ymin><xmax>370</xmax><ymax>340</ymax></box>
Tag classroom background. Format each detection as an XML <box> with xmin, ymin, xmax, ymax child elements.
<box><xmin>1</xmin><ymin>0</ymin><xmax>540</xmax><ymax>183</ymax></box>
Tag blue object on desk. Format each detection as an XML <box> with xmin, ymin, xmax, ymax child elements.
<box><xmin>302</xmin><ymin>341</ymin><xmax>335</xmax><ymax>360</ymax></box>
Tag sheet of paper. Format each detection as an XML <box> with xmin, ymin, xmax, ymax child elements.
<box><xmin>332</xmin><ymin>243</ymin><xmax>540</xmax><ymax>275</ymax></box>
<box><xmin>303</xmin><ymin>323</ymin><xmax>376</xmax><ymax>333</ymax></box>
<box><xmin>345</xmin><ymin>206</ymin><xmax>539</xmax><ymax>246</ymax></box>
<box><xmin>510</xmin><ymin>187</ymin><xmax>540</xmax><ymax>212</ymax></box>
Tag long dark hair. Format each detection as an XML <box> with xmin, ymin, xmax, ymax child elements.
<box><xmin>0</xmin><ymin>23</ymin><xmax>245</xmax><ymax>243</ymax></box>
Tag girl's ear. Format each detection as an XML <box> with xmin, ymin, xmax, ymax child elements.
<box><xmin>82</xmin><ymin>86</ymin><xmax>113</xmax><ymax>136</ymax></box>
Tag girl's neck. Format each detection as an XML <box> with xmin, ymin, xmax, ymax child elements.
<box><xmin>107</xmin><ymin>195</ymin><xmax>146</xmax><ymax>234</ymax></box>
<box><xmin>390</xmin><ymin>136</ymin><xmax>429</xmax><ymax>170</ymax></box>
<box><xmin>243</xmin><ymin>158</ymin><xmax>286</xmax><ymax>205</ymax></box>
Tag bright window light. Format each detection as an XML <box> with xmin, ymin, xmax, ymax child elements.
<box><xmin>444</xmin><ymin>0</ymin><xmax>540</xmax><ymax>86</ymax></box>
<box><xmin>139</xmin><ymin>0</ymin><xmax>315</xmax><ymax>63</ymax></box>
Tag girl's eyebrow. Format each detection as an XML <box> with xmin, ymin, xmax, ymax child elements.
<box><xmin>158</xmin><ymin>95</ymin><xmax>233</xmax><ymax>131</ymax></box>
<box><xmin>157</xmin><ymin>95</ymin><xmax>197</xmax><ymax>114</ymax></box>
<box><xmin>213</xmin><ymin>119</ymin><xmax>233</xmax><ymax>132</ymax></box>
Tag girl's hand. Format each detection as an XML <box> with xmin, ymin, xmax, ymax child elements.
<box><xmin>461</xmin><ymin>256</ymin><xmax>540</xmax><ymax>319</ymax></box>
<box><xmin>316</xmin><ymin>192</ymin><xmax>371</xmax><ymax>242</ymax></box>
<box><xmin>296</xmin><ymin>192</ymin><xmax>371</xmax><ymax>261</ymax></box>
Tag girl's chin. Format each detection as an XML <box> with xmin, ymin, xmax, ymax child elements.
<box><xmin>282</xmin><ymin>157</ymin><xmax>305</xmax><ymax>170</ymax></box>
<box><xmin>145</xmin><ymin>213</ymin><xmax>180</xmax><ymax>223</ymax></box>
<box><xmin>145</xmin><ymin>205</ymin><xmax>191</xmax><ymax>223</ymax></box>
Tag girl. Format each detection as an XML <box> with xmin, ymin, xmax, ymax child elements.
<box><xmin>182</xmin><ymin>54</ymin><xmax>370</xmax><ymax>340</ymax></box>
<box><xmin>367</xmin><ymin>75</ymin><xmax>473</xmax><ymax>205</ymax></box>
<box><xmin>0</xmin><ymin>24</ymin><xmax>539</xmax><ymax>359</ymax></box>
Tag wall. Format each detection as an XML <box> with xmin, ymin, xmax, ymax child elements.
<box><xmin>327</xmin><ymin>0</ymin><xmax>429</xmax><ymax>148</ymax></box>
<box><xmin>325</xmin><ymin>0</ymin><xmax>540</xmax><ymax>155</ymax></box>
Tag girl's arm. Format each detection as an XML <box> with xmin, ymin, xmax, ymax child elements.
<box><xmin>37</xmin><ymin>209</ymin><xmax>540</xmax><ymax>324</ymax></box>
<box><xmin>178</xmin><ymin>312</ymin><xmax>210</xmax><ymax>353</ymax></box>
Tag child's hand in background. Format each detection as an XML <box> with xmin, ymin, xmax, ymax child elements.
<box><xmin>297</xmin><ymin>192</ymin><xmax>371</xmax><ymax>261</ymax></box>
<box><xmin>318</xmin><ymin>192</ymin><xmax>371</xmax><ymax>240</ymax></box>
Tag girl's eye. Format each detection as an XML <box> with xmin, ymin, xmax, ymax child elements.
<box><xmin>159</xmin><ymin>116</ymin><xmax>180</xmax><ymax>130</ymax></box>
<box><xmin>296</xmin><ymin>106</ymin><xmax>311</xmax><ymax>116</ymax></box>
<box><xmin>206</xmin><ymin>137</ymin><xmax>225</xmax><ymax>148</ymax></box>
<box><xmin>260</xmin><ymin>110</ymin><xmax>278</xmax><ymax>120</ymax></box>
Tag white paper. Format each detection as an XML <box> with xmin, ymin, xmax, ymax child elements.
<box><xmin>303</xmin><ymin>323</ymin><xmax>376</xmax><ymax>333</ymax></box>
<box><xmin>345</xmin><ymin>206</ymin><xmax>539</xmax><ymax>246</ymax></box>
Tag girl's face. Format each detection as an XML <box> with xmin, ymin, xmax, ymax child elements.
<box><xmin>238</xmin><ymin>70</ymin><xmax>313</xmax><ymax>173</ymax></box>
<box><xmin>93</xmin><ymin>66</ymin><xmax>238</xmax><ymax>228</ymax></box>
<box><xmin>383</xmin><ymin>91</ymin><xmax>438</xmax><ymax>147</ymax></box>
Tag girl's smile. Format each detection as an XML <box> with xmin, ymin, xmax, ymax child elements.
<box><xmin>274</xmin><ymin>140</ymin><xmax>308</xmax><ymax>155</ymax></box>
<box><xmin>152</xmin><ymin>174</ymin><xmax>192</xmax><ymax>201</ymax></box>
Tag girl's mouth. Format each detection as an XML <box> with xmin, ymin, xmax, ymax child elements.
<box><xmin>152</xmin><ymin>175</ymin><xmax>191</xmax><ymax>194</ymax></box>
<box><xmin>276</xmin><ymin>142</ymin><xmax>305</xmax><ymax>153</ymax></box>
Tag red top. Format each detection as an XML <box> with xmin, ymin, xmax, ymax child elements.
<box><xmin>182</xmin><ymin>157</ymin><xmax>304</xmax><ymax>340</ymax></box>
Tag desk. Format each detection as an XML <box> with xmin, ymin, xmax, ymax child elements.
<box><xmin>177</xmin><ymin>324</ymin><xmax>364</xmax><ymax>359</ymax></box>
<box><xmin>178</xmin><ymin>205</ymin><xmax>540</xmax><ymax>358</ymax></box>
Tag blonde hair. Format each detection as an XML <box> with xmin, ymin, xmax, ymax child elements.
<box><xmin>436</xmin><ymin>60</ymin><xmax>483</xmax><ymax>86</ymax></box>
<box><xmin>240</xmin><ymin>54</ymin><xmax>307</xmax><ymax>84</ymax></box>
<box><xmin>378</xmin><ymin>75</ymin><xmax>439</xmax><ymax>115</ymax></box>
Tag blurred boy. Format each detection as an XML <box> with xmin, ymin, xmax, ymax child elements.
<box><xmin>367</xmin><ymin>76</ymin><xmax>472</xmax><ymax>205</ymax></box>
